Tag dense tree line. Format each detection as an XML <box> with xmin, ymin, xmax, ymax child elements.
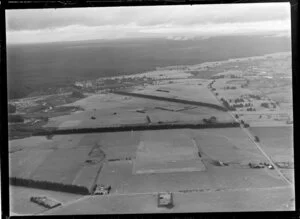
<box><xmin>9</xmin><ymin>177</ymin><xmax>90</xmax><ymax>195</ymax></box>
<box><xmin>33</xmin><ymin>122</ymin><xmax>240</xmax><ymax>136</ymax></box>
<box><xmin>114</xmin><ymin>91</ymin><xmax>227</xmax><ymax>111</ymax></box>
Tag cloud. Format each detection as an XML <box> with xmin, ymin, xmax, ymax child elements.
<box><xmin>5</xmin><ymin>3</ymin><xmax>291</xmax><ymax>43</ymax></box>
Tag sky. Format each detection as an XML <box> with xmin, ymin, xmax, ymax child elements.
<box><xmin>6</xmin><ymin>3</ymin><xmax>291</xmax><ymax>44</ymax></box>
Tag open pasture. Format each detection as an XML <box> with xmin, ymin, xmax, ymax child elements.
<box><xmin>147</xmin><ymin>107</ymin><xmax>233</xmax><ymax>124</ymax></box>
<box><xmin>30</xmin><ymin>147</ymin><xmax>93</xmax><ymax>184</ymax></box>
<box><xmin>9</xmin><ymin>136</ymin><xmax>53</xmax><ymax>153</ymax></box>
<box><xmin>249</xmin><ymin>126</ymin><xmax>293</xmax><ymax>163</ymax></box>
<box><xmin>10</xmin><ymin>149</ymin><xmax>53</xmax><ymax>179</ymax></box>
<box><xmin>44</xmin><ymin>91</ymin><xmax>233</xmax><ymax>129</ymax></box>
<box><xmin>81</xmin><ymin>132</ymin><xmax>141</xmax><ymax>160</ymax></box>
<box><xmin>132</xmin><ymin>79</ymin><xmax>222</xmax><ymax>106</ymax></box>
<box><xmin>96</xmin><ymin>159</ymin><xmax>287</xmax><ymax>195</ymax></box>
<box><xmin>45</xmin><ymin>185</ymin><xmax>294</xmax><ymax>215</ymax></box>
<box><xmin>133</xmin><ymin>130</ymin><xmax>205</xmax><ymax>174</ymax></box>
<box><xmin>10</xmin><ymin>185</ymin><xmax>83</xmax><ymax>215</ymax></box>
<box><xmin>192</xmin><ymin>132</ymin><xmax>266</xmax><ymax>164</ymax></box>
<box><xmin>9</xmin><ymin>134</ymin><xmax>105</xmax><ymax>188</ymax></box>
<box><xmin>95</xmin><ymin>128</ymin><xmax>288</xmax><ymax>196</ymax></box>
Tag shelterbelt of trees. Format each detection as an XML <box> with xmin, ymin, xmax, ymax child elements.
<box><xmin>10</xmin><ymin>177</ymin><xmax>90</xmax><ymax>195</ymax></box>
<box><xmin>113</xmin><ymin>91</ymin><xmax>228</xmax><ymax>112</ymax></box>
<box><xmin>33</xmin><ymin>122</ymin><xmax>240</xmax><ymax>136</ymax></box>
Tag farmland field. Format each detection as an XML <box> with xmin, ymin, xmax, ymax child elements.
<box><xmin>131</xmin><ymin>79</ymin><xmax>222</xmax><ymax>106</ymax></box>
<box><xmin>10</xmin><ymin>185</ymin><xmax>83</xmax><ymax>215</ymax></box>
<box><xmin>10</xmin><ymin>149</ymin><xmax>54</xmax><ymax>179</ymax></box>
<box><xmin>249</xmin><ymin>126</ymin><xmax>293</xmax><ymax>163</ymax></box>
<box><xmin>93</xmin><ymin>128</ymin><xmax>288</xmax><ymax>196</ymax></box>
<box><xmin>45</xmin><ymin>185</ymin><xmax>294</xmax><ymax>215</ymax></box>
<box><xmin>44</xmin><ymin>92</ymin><xmax>234</xmax><ymax>130</ymax></box>
<box><xmin>7</xmin><ymin>33</ymin><xmax>293</xmax><ymax>214</ymax></box>
<box><xmin>133</xmin><ymin>130</ymin><xmax>206</xmax><ymax>174</ymax></box>
<box><xmin>9</xmin><ymin>134</ymin><xmax>105</xmax><ymax>189</ymax></box>
<box><xmin>9</xmin><ymin>136</ymin><xmax>53</xmax><ymax>153</ymax></box>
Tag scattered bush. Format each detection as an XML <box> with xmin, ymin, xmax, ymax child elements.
<box><xmin>244</xmin><ymin>123</ymin><xmax>250</xmax><ymax>128</ymax></box>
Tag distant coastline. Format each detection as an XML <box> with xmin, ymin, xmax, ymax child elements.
<box><xmin>7</xmin><ymin>35</ymin><xmax>291</xmax><ymax>100</ymax></box>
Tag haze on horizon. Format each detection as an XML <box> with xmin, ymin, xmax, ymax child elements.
<box><xmin>6</xmin><ymin>3</ymin><xmax>291</xmax><ymax>44</ymax></box>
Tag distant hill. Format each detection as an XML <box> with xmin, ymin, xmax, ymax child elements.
<box><xmin>7</xmin><ymin>35</ymin><xmax>291</xmax><ymax>99</ymax></box>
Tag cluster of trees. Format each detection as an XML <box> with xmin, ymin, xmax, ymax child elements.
<box><xmin>232</xmin><ymin>103</ymin><xmax>244</xmax><ymax>108</ymax></box>
<box><xmin>211</xmin><ymin>75</ymin><xmax>225</xmax><ymax>79</ymax></box>
<box><xmin>231</xmin><ymin>101</ymin><xmax>255</xmax><ymax>110</ymax></box>
<box><xmin>224</xmin><ymin>86</ymin><xmax>236</xmax><ymax>90</ymax></box>
<box><xmin>9</xmin><ymin>177</ymin><xmax>90</xmax><ymax>195</ymax></box>
<box><xmin>220</xmin><ymin>98</ymin><xmax>235</xmax><ymax>111</ymax></box>
<box><xmin>261</xmin><ymin>102</ymin><xmax>276</xmax><ymax>108</ymax></box>
<box><xmin>234</xmin><ymin>98</ymin><xmax>244</xmax><ymax>103</ymax></box>
<box><xmin>207</xmin><ymin>80</ymin><xmax>215</xmax><ymax>89</ymax></box>
<box><xmin>240</xmin><ymin>120</ymin><xmax>250</xmax><ymax>128</ymax></box>
<box><xmin>248</xmin><ymin>94</ymin><xmax>261</xmax><ymax>100</ymax></box>
<box><xmin>241</xmin><ymin>80</ymin><xmax>249</xmax><ymax>88</ymax></box>
<box><xmin>108</xmin><ymin>157</ymin><xmax>131</xmax><ymax>162</ymax></box>
<box><xmin>244</xmin><ymin>124</ymin><xmax>250</xmax><ymax>128</ymax></box>
<box><xmin>70</xmin><ymin>90</ymin><xmax>85</xmax><ymax>98</ymax></box>
<box><xmin>233</xmin><ymin>103</ymin><xmax>250</xmax><ymax>107</ymax></box>
<box><xmin>203</xmin><ymin>116</ymin><xmax>217</xmax><ymax>124</ymax></box>
<box><xmin>261</xmin><ymin>103</ymin><xmax>269</xmax><ymax>108</ymax></box>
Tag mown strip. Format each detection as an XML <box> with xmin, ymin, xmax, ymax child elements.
<box><xmin>113</xmin><ymin>91</ymin><xmax>228</xmax><ymax>111</ymax></box>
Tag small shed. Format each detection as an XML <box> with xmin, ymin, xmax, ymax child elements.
<box><xmin>157</xmin><ymin>192</ymin><xmax>174</xmax><ymax>208</ymax></box>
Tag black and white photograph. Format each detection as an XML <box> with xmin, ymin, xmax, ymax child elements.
<box><xmin>4</xmin><ymin>1</ymin><xmax>295</xmax><ymax>215</ymax></box>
